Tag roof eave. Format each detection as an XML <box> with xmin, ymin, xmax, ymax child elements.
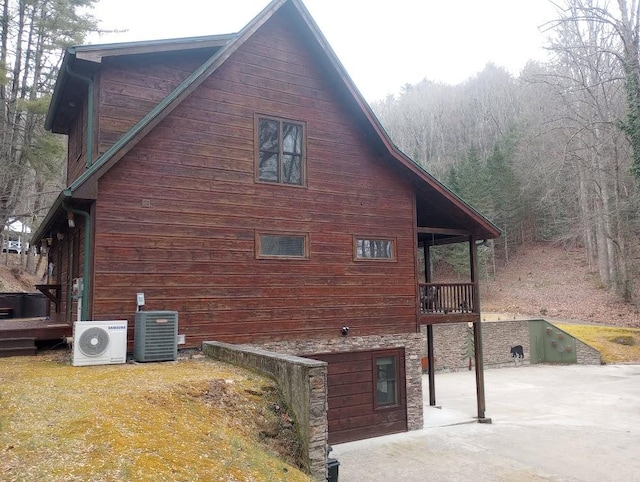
<box><xmin>289</xmin><ymin>0</ymin><xmax>500</xmax><ymax>240</ymax></box>
<box><xmin>31</xmin><ymin>191</ymin><xmax>68</xmax><ymax>245</ymax></box>
<box><xmin>64</xmin><ymin>0</ymin><xmax>289</xmax><ymax>199</ymax></box>
<box><xmin>45</xmin><ymin>49</ymin><xmax>75</xmax><ymax>132</ymax></box>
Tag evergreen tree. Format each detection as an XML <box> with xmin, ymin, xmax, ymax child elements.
<box><xmin>0</xmin><ymin>0</ymin><xmax>99</xmax><ymax>269</ymax></box>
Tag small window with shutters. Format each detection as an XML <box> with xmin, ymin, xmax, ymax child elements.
<box><xmin>256</xmin><ymin>232</ymin><xmax>309</xmax><ymax>259</ymax></box>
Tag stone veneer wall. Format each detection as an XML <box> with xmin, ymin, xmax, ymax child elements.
<box><xmin>575</xmin><ymin>338</ymin><xmax>602</xmax><ymax>365</ymax></box>
<box><xmin>257</xmin><ymin>333</ymin><xmax>425</xmax><ymax>432</ymax></box>
<box><xmin>422</xmin><ymin>321</ymin><xmax>531</xmax><ymax>371</ymax></box>
<box><xmin>422</xmin><ymin>320</ymin><xmax>600</xmax><ymax>371</ymax></box>
<box><xmin>202</xmin><ymin>341</ymin><xmax>328</xmax><ymax>481</ymax></box>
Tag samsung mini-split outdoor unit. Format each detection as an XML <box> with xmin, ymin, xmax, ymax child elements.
<box><xmin>133</xmin><ymin>310</ymin><xmax>178</xmax><ymax>362</ymax></box>
<box><xmin>72</xmin><ymin>320</ymin><xmax>128</xmax><ymax>367</ymax></box>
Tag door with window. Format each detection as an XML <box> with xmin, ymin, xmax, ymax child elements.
<box><xmin>311</xmin><ymin>348</ymin><xmax>407</xmax><ymax>444</ymax></box>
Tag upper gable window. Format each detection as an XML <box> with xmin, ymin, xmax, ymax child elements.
<box><xmin>256</xmin><ymin>116</ymin><xmax>305</xmax><ymax>186</ymax></box>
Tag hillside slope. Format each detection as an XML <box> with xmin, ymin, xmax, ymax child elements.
<box><xmin>481</xmin><ymin>243</ymin><xmax>640</xmax><ymax>328</ymax></box>
<box><xmin>0</xmin><ymin>253</ymin><xmax>43</xmax><ymax>292</ymax></box>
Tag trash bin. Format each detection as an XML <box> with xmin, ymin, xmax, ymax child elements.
<box><xmin>327</xmin><ymin>458</ymin><xmax>339</xmax><ymax>482</ymax></box>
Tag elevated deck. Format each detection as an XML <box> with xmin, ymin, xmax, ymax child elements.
<box><xmin>418</xmin><ymin>282</ymin><xmax>480</xmax><ymax>325</ymax></box>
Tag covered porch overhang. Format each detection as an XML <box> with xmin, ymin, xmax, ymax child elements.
<box><xmin>416</xmin><ymin>226</ymin><xmax>490</xmax><ymax>422</ymax></box>
<box><xmin>414</xmin><ymin>179</ymin><xmax>500</xmax><ymax>423</ymax></box>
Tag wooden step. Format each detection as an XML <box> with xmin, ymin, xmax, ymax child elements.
<box><xmin>0</xmin><ymin>337</ymin><xmax>37</xmax><ymax>357</ymax></box>
<box><xmin>0</xmin><ymin>346</ymin><xmax>37</xmax><ymax>357</ymax></box>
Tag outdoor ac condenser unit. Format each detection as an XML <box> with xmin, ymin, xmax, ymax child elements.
<box><xmin>133</xmin><ymin>310</ymin><xmax>178</xmax><ymax>362</ymax></box>
<box><xmin>72</xmin><ymin>320</ymin><xmax>128</xmax><ymax>367</ymax></box>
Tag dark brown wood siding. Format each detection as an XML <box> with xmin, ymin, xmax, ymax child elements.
<box><xmin>90</xmin><ymin>9</ymin><xmax>418</xmax><ymax>345</ymax></box>
<box><xmin>66</xmin><ymin>102</ymin><xmax>87</xmax><ymax>185</ymax></box>
<box><xmin>312</xmin><ymin>349</ymin><xmax>407</xmax><ymax>444</ymax></box>
<box><xmin>97</xmin><ymin>52</ymin><xmax>212</xmax><ymax>156</ymax></box>
<box><xmin>47</xmin><ymin>221</ymin><xmax>85</xmax><ymax>325</ymax></box>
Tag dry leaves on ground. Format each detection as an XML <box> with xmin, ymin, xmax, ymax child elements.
<box><xmin>481</xmin><ymin>244</ymin><xmax>640</xmax><ymax>328</ymax></box>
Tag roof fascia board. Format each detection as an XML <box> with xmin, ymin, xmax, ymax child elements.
<box><xmin>45</xmin><ymin>49</ymin><xmax>74</xmax><ymax>131</ymax></box>
<box><xmin>67</xmin><ymin>0</ymin><xmax>289</xmax><ymax>197</ymax></box>
<box><xmin>73</xmin><ymin>34</ymin><xmax>236</xmax><ymax>63</ymax></box>
<box><xmin>31</xmin><ymin>191</ymin><xmax>67</xmax><ymax>244</ymax></box>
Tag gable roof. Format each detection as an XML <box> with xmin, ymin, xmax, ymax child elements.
<box><xmin>34</xmin><ymin>0</ymin><xmax>500</xmax><ymax>243</ymax></box>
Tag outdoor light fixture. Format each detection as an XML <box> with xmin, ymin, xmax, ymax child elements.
<box><xmin>67</xmin><ymin>212</ymin><xmax>75</xmax><ymax>228</ymax></box>
<box><xmin>56</xmin><ymin>232</ymin><xmax>64</xmax><ymax>241</ymax></box>
<box><xmin>341</xmin><ymin>326</ymin><xmax>350</xmax><ymax>336</ymax></box>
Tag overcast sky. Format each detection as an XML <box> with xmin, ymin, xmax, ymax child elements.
<box><xmin>89</xmin><ymin>0</ymin><xmax>558</xmax><ymax>101</ymax></box>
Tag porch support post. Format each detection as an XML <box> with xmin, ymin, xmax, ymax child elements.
<box><xmin>427</xmin><ymin>324</ymin><xmax>436</xmax><ymax>406</ymax></box>
<box><xmin>470</xmin><ymin>236</ymin><xmax>491</xmax><ymax>422</ymax></box>
<box><xmin>423</xmin><ymin>242</ymin><xmax>436</xmax><ymax>405</ymax></box>
<box><xmin>424</xmin><ymin>243</ymin><xmax>431</xmax><ymax>283</ymax></box>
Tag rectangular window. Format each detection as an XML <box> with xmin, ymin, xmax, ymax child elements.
<box><xmin>256</xmin><ymin>116</ymin><xmax>305</xmax><ymax>186</ymax></box>
<box><xmin>256</xmin><ymin>232</ymin><xmax>309</xmax><ymax>259</ymax></box>
<box><xmin>354</xmin><ymin>237</ymin><xmax>396</xmax><ymax>261</ymax></box>
<box><xmin>375</xmin><ymin>355</ymin><xmax>398</xmax><ymax>407</ymax></box>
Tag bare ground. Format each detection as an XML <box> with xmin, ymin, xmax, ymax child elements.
<box><xmin>481</xmin><ymin>243</ymin><xmax>640</xmax><ymax>328</ymax></box>
<box><xmin>0</xmin><ymin>253</ymin><xmax>43</xmax><ymax>292</ymax></box>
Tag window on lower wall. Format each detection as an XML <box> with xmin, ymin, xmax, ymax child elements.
<box><xmin>256</xmin><ymin>232</ymin><xmax>309</xmax><ymax>259</ymax></box>
<box><xmin>375</xmin><ymin>355</ymin><xmax>399</xmax><ymax>407</ymax></box>
<box><xmin>354</xmin><ymin>236</ymin><xmax>396</xmax><ymax>261</ymax></box>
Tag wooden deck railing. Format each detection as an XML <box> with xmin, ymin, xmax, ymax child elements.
<box><xmin>419</xmin><ymin>283</ymin><xmax>476</xmax><ymax>314</ymax></box>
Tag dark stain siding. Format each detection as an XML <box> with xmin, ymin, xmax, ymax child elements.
<box><xmin>312</xmin><ymin>349</ymin><xmax>408</xmax><ymax>444</ymax></box>
<box><xmin>90</xmin><ymin>9</ymin><xmax>418</xmax><ymax>345</ymax></box>
<box><xmin>98</xmin><ymin>52</ymin><xmax>211</xmax><ymax>154</ymax></box>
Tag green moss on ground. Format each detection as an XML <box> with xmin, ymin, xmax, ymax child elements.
<box><xmin>0</xmin><ymin>353</ymin><xmax>311</xmax><ymax>481</ymax></box>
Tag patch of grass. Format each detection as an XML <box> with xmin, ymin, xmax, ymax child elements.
<box><xmin>0</xmin><ymin>353</ymin><xmax>311</xmax><ymax>481</ymax></box>
<box><xmin>555</xmin><ymin>324</ymin><xmax>640</xmax><ymax>364</ymax></box>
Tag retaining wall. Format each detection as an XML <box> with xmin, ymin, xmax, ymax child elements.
<box><xmin>202</xmin><ymin>341</ymin><xmax>328</xmax><ymax>481</ymax></box>
<box><xmin>421</xmin><ymin>320</ymin><xmax>601</xmax><ymax>371</ymax></box>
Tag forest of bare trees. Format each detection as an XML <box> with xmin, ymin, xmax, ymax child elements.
<box><xmin>373</xmin><ymin>0</ymin><xmax>640</xmax><ymax>305</ymax></box>
<box><xmin>1</xmin><ymin>0</ymin><xmax>640</xmax><ymax>307</ymax></box>
<box><xmin>0</xmin><ymin>0</ymin><xmax>97</xmax><ymax>271</ymax></box>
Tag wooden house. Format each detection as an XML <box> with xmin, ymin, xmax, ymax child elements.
<box><xmin>33</xmin><ymin>0</ymin><xmax>499</xmax><ymax>444</ymax></box>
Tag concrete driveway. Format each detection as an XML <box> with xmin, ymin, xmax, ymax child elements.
<box><xmin>331</xmin><ymin>364</ymin><xmax>640</xmax><ymax>481</ymax></box>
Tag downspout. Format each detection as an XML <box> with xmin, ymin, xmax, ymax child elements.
<box><xmin>65</xmin><ymin>65</ymin><xmax>94</xmax><ymax>167</ymax></box>
<box><xmin>62</xmin><ymin>200</ymin><xmax>91</xmax><ymax>321</ymax></box>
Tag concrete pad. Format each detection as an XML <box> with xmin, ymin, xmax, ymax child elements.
<box><xmin>332</xmin><ymin>364</ymin><xmax>640</xmax><ymax>481</ymax></box>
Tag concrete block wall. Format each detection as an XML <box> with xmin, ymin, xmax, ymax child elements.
<box><xmin>202</xmin><ymin>341</ymin><xmax>328</xmax><ymax>481</ymax></box>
